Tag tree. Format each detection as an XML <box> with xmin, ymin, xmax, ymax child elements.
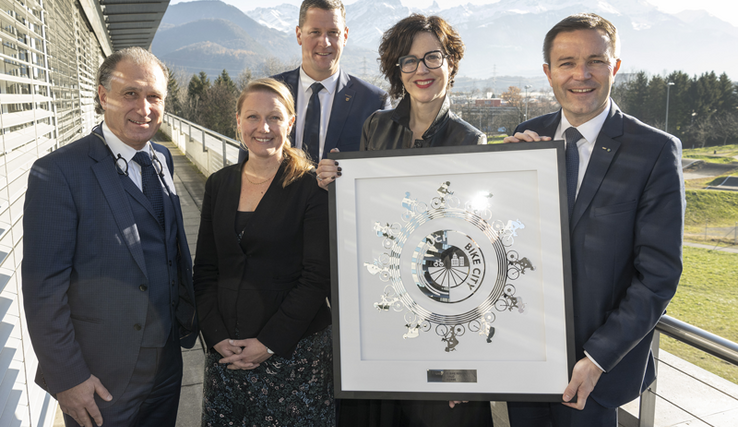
<box><xmin>615</xmin><ymin>71</ymin><xmax>649</xmax><ymax>119</ymax></box>
<box><xmin>214</xmin><ymin>69</ymin><xmax>237</xmax><ymax>94</ymax></box>
<box><xmin>258</xmin><ymin>57</ymin><xmax>292</xmax><ymax>78</ymax></box>
<box><xmin>716</xmin><ymin>73</ymin><xmax>738</xmax><ymax>115</ymax></box>
<box><xmin>165</xmin><ymin>67</ymin><xmax>183</xmax><ymax>117</ymax></box>
<box><xmin>501</xmin><ymin>86</ymin><xmax>523</xmax><ymax>109</ymax></box>
<box><xmin>664</xmin><ymin>71</ymin><xmax>691</xmax><ymax>135</ymax></box>
<box><xmin>237</xmin><ymin>68</ymin><xmax>253</xmax><ymax>92</ymax></box>
<box><xmin>713</xmin><ymin>113</ymin><xmax>738</xmax><ymax>146</ymax></box>
<box><xmin>199</xmin><ymin>83</ymin><xmax>238</xmax><ymax>138</ymax></box>
<box><xmin>501</xmin><ymin>86</ymin><xmax>524</xmax><ymax>123</ymax></box>
<box><xmin>188</xmin><ymin>71</ymin><xmax>210</xmax><ymax>104</ymax></box>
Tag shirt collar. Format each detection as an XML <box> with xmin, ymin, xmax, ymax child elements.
<box><xmin>557</xmin><ymin>100</ymin><xmax>611</xmax><ymax>143</ymax></box>
<box><xmin>102</xmin><ymin>120</ymin><xmax>153</xmax><ymax>161</ymax></box>
<box><xmin>299</xmin><ymin>66</ymin><xmax>340</xmax><ymax>95</ymax></box>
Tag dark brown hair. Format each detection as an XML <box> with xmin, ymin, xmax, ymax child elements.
<box><xmin>378</xmin><ymin>14</ymin><xmax>464</xmax><ymax>100</ymax></box>
<box><xmin>298</xmin><ymin>0</ymin><xmax>345</xmax><ymax>28</ymax></box>
<box><xmin>543</xmin><ymin>13</ymin><xmax>619</xmax><ymax>65</ymax></box>
<box><xmin>236</xmin><ymin>78</ymin><xmax>312</xmax><ymax>187</ymax></box>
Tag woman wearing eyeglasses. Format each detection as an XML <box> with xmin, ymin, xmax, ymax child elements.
<box><xmin>334</xmin><ymin>14</ymin><xmax>493</xmax><ymax>427</ymax></box>
<box><xmin>316</xmin><ymin>14</ymin><xmax>485</xmax><ymax>186</ymax></box>
<box><xmin>361</xmin><ymin>14</ymin><xmax>486</xmax><ymax>152</ymax></box>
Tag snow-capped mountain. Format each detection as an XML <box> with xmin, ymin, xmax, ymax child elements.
<box><xmin>157</xmin><ymin>0</ymin><xmax>738</xmax><ymax>80</ymax></box>
<box><xmin>248</xmin><ymin>4</ymin><xmax>299</xmax><ymax>33</ymax></box>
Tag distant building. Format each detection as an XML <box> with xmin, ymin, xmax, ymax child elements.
<box><xmin>0</xmin><ymin>0</ymin><xmax>165</xmax><ymax>424</ymax></box>
<box><xmin>475</xmin><ymin>98</ymin><xmax>502</xmax><ymax>107</ymax></box>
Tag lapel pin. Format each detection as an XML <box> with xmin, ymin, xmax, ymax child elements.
<box><xmin>601</xmin><ymin>146</ymin><xmax>611</xmax><ymax>152</ymax></box>
<box><xmin>345</xmin><ymin>95</ymin><xmax>352</xmax><ymax>102</ymax></box>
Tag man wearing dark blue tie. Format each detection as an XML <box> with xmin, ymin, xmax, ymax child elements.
<box><xmin>239</xmin><ymin>0</ymin><xmax>390</xmax><ymax>164</ymax></box>
<box><xmin>22</xmin><ymin>47</ymin><xmax>197</xmax><ymax>427</ymax></box>
<box><xmin>505</xmin><ymin>13</ymin><xmax>684</xmax><ymax>426</ymax></box>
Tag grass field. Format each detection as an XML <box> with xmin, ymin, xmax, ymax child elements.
<box><xmin>683</xmin><ymin>154</ymin><xmax>736</xmax><ymax>164</ymax></box>
<box><xmin>683</xmin><ymin>143</ymin><xmax>738</xmax><ymax>158</ymax></box>
<box><xmin>654</xmin><ymin>157</ymin><xmax>738</xmax><ymax>383</ymax></box>
<box><xmin>661</xmin><ymin>246</ymin><xmax>738</xmax><ymax>384</ymax></box>
<box><xmin>684</xmin><ymin>190</ymin><xmax>738</xmax><ymax>232</ymax></box>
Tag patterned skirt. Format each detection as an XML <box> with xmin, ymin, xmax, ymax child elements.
<box><xmin>201</xmin><ymin>326</ymin><xmax>335</xmax><ymax>427</ymax></box>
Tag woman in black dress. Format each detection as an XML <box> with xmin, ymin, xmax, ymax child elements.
<box><xmin>318</xmin><ymin>14</ymin><xmax>493</xmax><ymax>427</ymax></box>
<box><xmin>194</xmin><ymin>78</ymin><xmax>334</xmax><ymax>426</ymax></box>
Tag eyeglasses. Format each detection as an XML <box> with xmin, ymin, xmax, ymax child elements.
<box><xmin>396</xmin><ymin>50</ymin><xmax>447</xmax><ymax>73</ymax></box>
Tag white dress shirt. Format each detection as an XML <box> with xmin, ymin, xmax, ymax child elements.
<box><xmin>102</xmin><ymin>121</ymin><xmax>176</xmax><ymax>196</ymax></box>
<box><xmin>295</xmin><ymin>67</ymin><xmax>340</xmax><ymax>159</ymax></box>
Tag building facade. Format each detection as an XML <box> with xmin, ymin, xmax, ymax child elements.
<box><xmin>0</xmin><ymin>0</ymin><xmax>163</xmax><ymax>424</ymax></box>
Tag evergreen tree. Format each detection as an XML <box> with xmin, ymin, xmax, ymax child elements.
<box><xmin>617</xmin><ymin>71</ymin><xmax>649</xmax><ymax>119</ymax></box>
<box><xmin>214</xmin><ymin>69</ymin><xmax>237</xmax><ymax>95</ymax></box>
<box><xmin>664</xmin><ymin>71</ymin><xmax>691</xmax><ymax>136</ymax></box>
<box><xmin>716</xmin><ymin>73</ymin><xmax>738</xmax><ymax>115</ymax></box>
<box><xmin>188</xmin><ymin>71</ymin><xmax>210</xmax><ymax>103</ymax></box>
<box><xmin>165</xmin><ymin>67</ymin><xmax>183</xmax><ymax>117</ymax></box>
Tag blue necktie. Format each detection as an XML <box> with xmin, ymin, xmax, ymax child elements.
<box><xmin>303</xmin><ymin>82</ymin><xmax>323</xmax><ymax>162</ymax></box>
<box><xmin>564</xmin><ymin>127</ymin><xmax>583</xmax><ymax>216</ymax></box>
<box><xmin>133</xmin><ymin>151</ymin><xmax>165</xmax><ymax>229</ymax></box>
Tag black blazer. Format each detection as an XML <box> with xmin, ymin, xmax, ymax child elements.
<box><xmin>193</xmin><ymin>160</ymin><xmax>331</xmax><ymax>357</ymax></box>
<box><xmin>515</xmin><ymin>100</ymin><xmax>685</xmax><ymax>408</ymax></box>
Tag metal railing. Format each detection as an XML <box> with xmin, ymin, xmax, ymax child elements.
<box><xmin>161</xmin><ymin>113</ymin><xmax>240</xmax><ymax>177</ymax></box>
<box><xmin>635</xmin><ymin>316</ymin><xmax>738</xmax><ymax>427</ymax></box>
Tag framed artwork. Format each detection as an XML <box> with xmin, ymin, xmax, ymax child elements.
<box><xmin>328</xmin><ymin>142</ymin><xmax>575</xmax><ymax>401</ymax></box>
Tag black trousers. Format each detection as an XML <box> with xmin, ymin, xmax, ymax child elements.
<box><xmin>507</xmin><ymin>400</ymin><xmax>617</xmax><ymax>427</ymax></box>
<box><xmin>63</xmin><ymin>335</ymin><xmax>183</xmax><ymax>427</ymax></box>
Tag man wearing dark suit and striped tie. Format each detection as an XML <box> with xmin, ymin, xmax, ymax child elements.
<box><xmin>22</xmin><ymin>47</ymin><xmax>197</xmax><ymax>427</ymax></box>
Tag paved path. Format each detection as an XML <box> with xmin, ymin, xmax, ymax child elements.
<box><xmin>159</xmin><ymin>139</ymin><xmax>207</xmax><ymax>427</ymax></box>
<box><xmin>685</xmin><ymin>241</ymin><xmax>738</xmax><ymax>254</ymax></box>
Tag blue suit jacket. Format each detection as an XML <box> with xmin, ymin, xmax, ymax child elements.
<box><xmin>239</xmin><ymin>68</ymin><xmax>390</xmax><ymax>162</ymax></box>
<box><xmin>22</xmin><ymin>127</ymin><xmax>197</xmax><ymax>401</ymax></box>
<box><xmin>515</xmin><ymin>101</ymin><xmax>685</xmax><ymax>408</ymax></box>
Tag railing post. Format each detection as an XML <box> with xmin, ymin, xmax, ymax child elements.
<box><xmin>222</xmin><ymin>139</ymin><xmax>228</xmax><ymax>168</ymax></box>
<box><xmin>202</xmin><ymin>129</ymin><xmax>208</xmax><ymax>152</ymax></box>
<box><xmin>638</xmin><ymin>332</ymin><xmax>659</xmax><ymax>427</ymax></box>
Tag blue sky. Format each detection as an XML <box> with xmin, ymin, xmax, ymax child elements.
<box><xmin>170</xmin><ymin>0</ymin><xmax>738</xmax><ymax>27</ymax></box>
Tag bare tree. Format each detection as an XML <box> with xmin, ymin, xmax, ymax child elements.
<box><xmin>237</xmin><ymin>68</ymin><xmax>254</xmax><ymax>92</ymax></box>
<box><xmin>257</xmin><ymin>57</ymin><xmax>298</xmax><ymax>78</ymax></box>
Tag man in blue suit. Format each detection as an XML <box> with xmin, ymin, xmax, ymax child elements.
<box><xmin>22</xmin><ymin>47</ymin><xmax>197</xmax><ymax>427</ymax></box>
<box><xmin>505</xmin><ymin>13</ymin><xmax>684</xmax><ymax>426</ymax></box>
<box><xmin>238</xmin><ymin>0</ymin><xmax>390</xmax><ymax>164</ymax></box>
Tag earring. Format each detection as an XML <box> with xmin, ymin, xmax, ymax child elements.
<box><xmin>402</xmin><ymin>85</ymin><xmax>406</xmax><ymax>99</ymax></box>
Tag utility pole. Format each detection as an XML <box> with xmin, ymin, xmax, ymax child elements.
<box><xmin>665</xmin><ymin>81</ymin><xmax>675</xmax><ymax>133</ymax></box>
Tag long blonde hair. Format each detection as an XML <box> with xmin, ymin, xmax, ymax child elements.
<box><xmin>237</xmin><ymin>78</ymin><xmax>313</xmax><ymax>187</ymax></box>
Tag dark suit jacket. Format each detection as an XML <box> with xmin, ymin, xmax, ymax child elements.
<box><xmin>239</xmin><ymin>68</ymin><xmax>390</xmax><ymax>162</ymax></box>
<box><xmin>193</xmin><ymin>159</ymin><xmax>331</xmax><ymax>357</ymax></box>
<box><xmin>22</xmin><ymin>126</ymin><xmax>197</xmax><ymax>401</ymax></box>
<box><xmin>514</xmin><ymin>101</ymin><xmax>685</xmax><ymax>408</ymax></box>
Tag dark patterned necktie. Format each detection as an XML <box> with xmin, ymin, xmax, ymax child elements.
<box><xmin>564</xmin><ymin>127</ymin><xmax>583</xmax><ymax>216</ymax></box>
<box><xmin>303</xmin><ymin>82</ymin><xmax>324</xmax><ymax>162</ymax></box>
<box><xmin>133</xmin><ymin>151</ymin><xmax>165</xmax><ymax>229</ymax></box>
